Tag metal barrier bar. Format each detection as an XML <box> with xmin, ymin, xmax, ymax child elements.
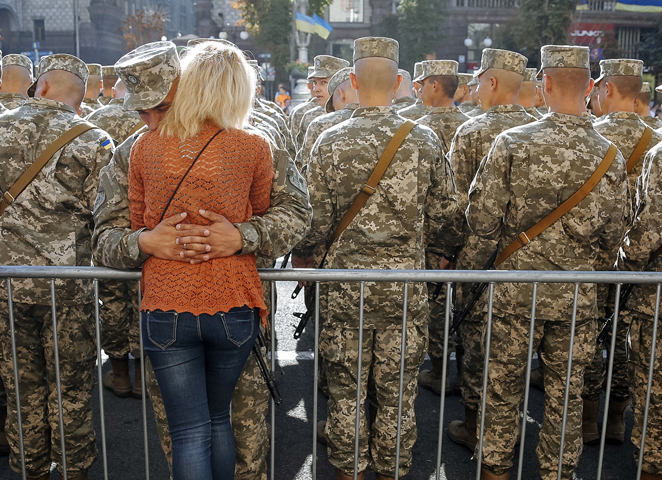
<box><xmin>93</xmin><ymin>280</ymin><xmax>109</xmax><ymax>480</ymax></box>
<box><xmin>6</xmin><ymin>278</ymin><xmax>27</xmax><ymax>480</ymax></box>
<box><xmin>312</xmin><ymin>281</ymin><xmax>320</xmax><ymax>480</ymax></box>
<box><xmin>435</xmin><ymin>282</ymin><xmax>452</xmax><ymax>480</ymax></box>
<box><xmin>516</xmin><ymin>282</ymin><xmax>538</xmax><ymax>480</ymax></box>
<box><xmin>353</xmin><ymin>282</ymin><xmax>366</xmax><ymax>480</ymax></box>
<box><xmin>137</xmin><ymin>282</ymin><xmax>149</xmax><ymax>480</ymax></box>
<box><xmin>50</xmin><ymin>279</ymin><xmax>68</xmax><ymax>480</ymax></box>
<box><xmin>636</xmin><ymin>284</ymin><xmax>661</xmax><ymax>480</ymax></box>
<box><xmin>597</xmin><ymin>283</ymin><xmax>622</xmax><ymax>480</ymax></box>
<box><xmin>393</xmin><ymin>282</ymin><xmax>409</xmax><ymax>480</ymax></box>
<box><xmin>475</xmin><ymin>282</ymin><xmax>495</xmax><ymax>479</ymax></box>
<box><xmin>270</xmin><ymin>281</ymin><xmax>276</xmax><ymax>480</ymax></box>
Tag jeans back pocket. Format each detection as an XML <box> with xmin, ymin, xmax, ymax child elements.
<box><xmin>145</xmin><ymin>310</ymin><xmax>178</xmax><ymax>350</ymax></box>
<box><xmin>222</xmin><ymin>307</ymin><xmax>256</xmax><ymax>347</ymax></box>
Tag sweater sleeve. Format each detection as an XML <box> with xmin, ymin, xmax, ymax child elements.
<box><xmin>128</xmin><ymin>136</ymin><xmax>146</xmax><ymax>231</ymax></box>
<box><xmin>250</xmin><ymin>138</ymin><xmax>274</xmax><ymax>218</ymax></box>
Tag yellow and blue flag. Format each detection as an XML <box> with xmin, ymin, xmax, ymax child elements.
<box><xmin>615</xmin><ymin>0</ymin><xmax>662</xmax><ymax>12</ymax></box>
<box><xmin>101</xmin><ymin>139</ymin><xmax>112</xmax><ymax>150</ymax></box>
<box><xmin>313</xmin><ymin>14</ymin><xmax>333</xmax><ymax>40</ymax></box>
<box><xmin>295</xmin><ymin>12</ymin><xmax>316</xmax><ymax>34</ymax></box>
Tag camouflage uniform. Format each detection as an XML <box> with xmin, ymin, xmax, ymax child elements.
<box><xmin>466</xmin><ymin>45</ymin><xmax>630</xmax><ymax>480</ymax></box>
<box><xmin>293</xmin><ymin>37</ymin><xmax>461</xmax><ymax>477</ymax></box>
<box><xmin>418</xmin><ymin>106</ymin><xmax>469</xmax><ymax>153</ymax></box>
<box><xmin>397</xmin><ymin>99</ymin><xmax>431</xmax><ymax>120</ymax></box>
<box><xmin>458</xmin><ymin>100</ymin><xmax>476</xmax><ymax>114</ymax></box>
<box><xmin>0</xmin><ymin>54</ymin><xmax>114</xmax><ymax>478</ymax></box>
<box><xmin>392</xmin><ymin>96</ymin><xmax>415</xmax><ymax>111</ymax></box>
<box><xmin>86</xmin><ymin>97</ymin><xmax>143</xmax><ymax>146</ymax></box>
<box><xmin>641</xmin><ymin>115</ymin><xmax>662</xmax><ymax>130</ymax></box>
<box><xmin>525</xmin><ymin>106</ymin><xmax>543</xmax><ymax>119</ymax></box>
<box><xmin>0</xmin><ymin>93</ymin><xmax>27</xmax><ymax>110</ymax></box>
<box><xmin>93</xmin><ymin>40</ymin><xmax>312</xmax><ymax>480</ymax></box>
<box><xmin>296</xmin><ymin>105</ymin><xmax>325</xmax><ymax>147</ymax></box>
<box><xmin>619</xmin><ymin>142</ymin><xmax>662</xmax><ymax>474</ymax></box>
<box><xmin>289</xmin><ymin>96</ymin><xmax>318</xmax><ymax>145</ymax></box>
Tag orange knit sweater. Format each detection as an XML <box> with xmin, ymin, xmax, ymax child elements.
<box><xmin>129</xmin><ymin>125</ymin><xmax>273</xmax><ymax>321</ymax></box>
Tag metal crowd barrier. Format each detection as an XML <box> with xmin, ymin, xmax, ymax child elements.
<box><xmin>0</xmin><ymin>266</ymin><xmax>660</xmax><ymax>480</ymax></box>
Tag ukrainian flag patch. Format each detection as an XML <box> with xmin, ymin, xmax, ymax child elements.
<box><xmin>101</xmin><ymin>139</ymin><xmax>112</xmax><ymax>150</ymax></box>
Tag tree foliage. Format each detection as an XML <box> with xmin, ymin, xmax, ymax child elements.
<box><xmin>638</xmin><ymin>18</ymin><xmax>662</xmax><ymax>72</ymax></box>
<box><xmin>513</xmin><ymin>0</ymin><xmax>579</xmax><ymax>66</ymax></box>
<box><xmin>120</xmin><ymin>8</ymin><xmax>168</xmax><ymax>50</ymax></box>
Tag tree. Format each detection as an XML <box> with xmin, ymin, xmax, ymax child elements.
<box><xmin>638</xmin><ymin>19</ymin><xmax>662</xmax><ymax>101</ymax></box>
<box><xmin>514</xmin><ymin>0</ymin><xmax>579</xmax><ymax>67</ymax></box>
<box><xmin>120</xmin><ymin>8</ymin><xmax>168</xmax><ymax>51</ymax></box>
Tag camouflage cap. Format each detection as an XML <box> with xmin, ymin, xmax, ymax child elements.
<box><xmin>187</xmin><ymin>37</ymin><xmax>235</xmax><ymax>48</ymax></box>
<box><xmin>538</xmin><ymin>46</ymin><xmax>590</xmax><ymax>80</ymax></box>
<box><xmin>309</xmin><ymin>55</ymin><xmax>350</xmax><ymax>79</ymax></box>
<box><xmin>458</xmin><ymin>73</ymin><xmax>473</xmax><ymax>86</ymax></box>
<box><xmin>596</xmin><ymin>58</ymin><xmax>644</xmax><ymax>84</ymax></box>
<box><xmin>468</xmin><ymin>73</ymin><xmax>479</xmax><ymax>86</ymax></box>
<box><xmin>353</xmin><ymin>37</ymin><xmax>399</xmax><ymax>64</ymax></box>
<box><xmin>475</xmin><ymin>48</ymin><xmax>527</xmax><ymax>77</ymax></box>
<box><xmin>326</xmin><ymin>67</ymin><xmax>353</xmax><ymax>113</ymax></box>
<box><xmin>307</xmin><ymin>66</ymin><xmax>315</xmax><ymax>80</ymax></box>
<box><xmin>413</xmin><ymin>60</ymin><xmax>458</xmax><ymax>82</ymax></box>
<box><xmin>114</xmin><ymin>41</ymin><xmax>181</xmax><ymax>111</ymax></box>
<box><xmin>3</xmin><ymin>54</ymin><xmax>33</xmax><ymax>75</ymax></box>
<box><xmin>86</xmin><ymin>63</ymin><xmax>102</xmax><ymax>77</ymax></box>
<box><xmin>28</xmin><ymin>54</ymin><xmax>89</xmax><ymax>97</ymax></box>
<box><xmin>586</xmin><ymin>85</ymin><xmax>598</xmax><ymax>107</ymax></box>
<box><xmin>248</xmin><ymin>59</ymin><xmax>264</xmax><ymax>82</ymax></box>
<box><xmin>642</xmin><ymin>82</ymin><xmax>651</xmax><ymax>94</ymax></box>
<box><xmin>523</xmin><ymin>67</ymin><xmax>537</xmax><ymax>82</ymax></box>
<box><xmin>102</xmin><ymin>66</ymin><xmax>117</xmax><ymax>77</ymax></box>
<box><xmin>398</xmin><ymin>69</ymin><xmax>411</xmax><ymax>83</ymax></box>
<box><xmin>656</xmin><ymin>84</ymin><xmax>662</xmax><ymax>93</ymax></box>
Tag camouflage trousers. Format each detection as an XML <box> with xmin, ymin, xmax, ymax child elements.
<box><xmin>426</xmin><ymin>251</ymin><xmax>451</xmax><ymax>362</ymax></box>
<box><xmin>478</xmin><ymin>313</ymin><xmax>595</xmax><ymax>480</ymax></box>
<box><xmin>0</xmin><ymin>301</ymin><xmax>98</xmax><ymax>478</ymax></box>
<box><xmin>99</xmin><ymin>280</ymin><xmax>140</xmax><ymax>359</ymax></box>
<box><xmin>0</xmin><ymin>376</ymin><xmax>6</xmax><ymax>407</ymax></box>
<box><xmin>320</xmin><ymin>324</ymin><xmax>427</xmax><ymax>477</ymax></box>
<box><xmin>627</xmin><ymin>311</ymin><xmax>662</xmax><ymax>475</ymax></box>
<box><xmin>458</xmin><ymin>313</ymin><xmax>485</xmax><ymax>411</ymax></box>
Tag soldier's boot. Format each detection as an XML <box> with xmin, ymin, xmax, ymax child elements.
<box><xmin>605</xmin><ymin>399</ymin><xmax>629</xmax><ymax>445</ymax></box>
<box><xmin>640</xmin><ymin>472</ymin><xmax>662</xmax><ymax>480</ymax></box>
<box><xmin>336</xmin><ymin>469</ymin><xmax>364</xmax><ymax>480</ymax></box>
<box><xmin>0</xmin><ymin>404</ymin><xmax>9</xmax><ymax>456</ymax></box>
<box><xmin>375</xmin><ymin>474</ymin><xmax>395</xmax><ymax>480</ymax></box>
<box><xmin>103</xmin><ymin>355</ymin><xmax>132</xmax><ymax>398</ymax></box>
<box><xmin>316</xmin><ymin>420</ymin><xmax>328</xmax><ymax>446</ymax></box>
<box><xmin>480</xmin><ymin>467</ymin><xmax>509</xmax><ymax>480</ymax></box>
<box><xmin>582</xmin><ymin>399</ymin><xmax>601</xmax><ymax>446</ymax></box>
<box><xmin>132</xmin><ymin>357</ymin><xmax>143</xmax><ymax>399</ymax></box>
<box><xmin>418</xmin><ymin>357</ymin><xmax>451</xmax><ymax>396</ymax></box>
<box><xmin>448</xmin><ymin>407</ymin><xmax>477</xmax><ymax>452</ymax></box>
<box><xmin>529</xmin><ymin>366</ymin><xmax>544</xmax><ymax>392</ymax></box>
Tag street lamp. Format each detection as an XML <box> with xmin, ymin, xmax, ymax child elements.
<box><xmin>483</xmin><ymin>37</ymin><xmax>492</xmax><ymax>47</ymax></box>
<box><xmin>219</xmin><ymin>32</ymin><xmax>228</xmax><ymax>39</ymax></box>
<box><xmin>240</xmin><ymin>31</ymin><xmax>250</xmax><ymax>40</ymax></box>
<box><xmin>464</xmin><ymin>38</ymin><xmax>473</xmax><ymax>48</ymax></box>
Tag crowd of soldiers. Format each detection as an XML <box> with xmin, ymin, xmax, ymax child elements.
<box><xmin>0</xmin><ymin>31</ymin><xmax>659</xmax><ymax>480</ymax></box>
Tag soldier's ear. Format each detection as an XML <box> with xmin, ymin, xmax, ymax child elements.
<box><xmin>349</xmin><ymin>72</ymin><xmax>358</xmax><ymax>91</ymax></box>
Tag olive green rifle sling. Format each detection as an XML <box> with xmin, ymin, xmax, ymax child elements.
<box><xmin>626</xmin><ymin>125</ymin><xmax>653</xmax><ymax>174</ymax></box>
<box><xmin>0</xmin><ymin>123</ymin><xmax>98</xmax><ymax>216</ymax></box>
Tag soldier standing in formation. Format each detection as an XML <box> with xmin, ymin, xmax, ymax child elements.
<box><xmin>0</xmin><ymin>54</ymin><xmax>33</xmax><ymax>109</ymax></box>
<box><xmin>455</xmin><ymin>72</ymin><xmax>475</xmax><ymax>114</ymax></box>
<box><xmin>81</xmin><ymin>63</ymin><xmax>102</xmax><ymax>117</ymax></box>
<box><xmin>398</xmin><ymin>62</ymin><xmax>432</xmax><ymax>120</ymax></box>
<box><xmin>635</xmin><ymin>83</ymin><xmax>662</xmax><ymax>130</ymax></box>
<box><xmin>518</xmin><ymin>67</ymin><xmax>543</xmax><ymax>119</ymax></box>
<box><xmin>99</xmin><ymin>66</ymin><xmax>117</xmax><ymax>106</ymax></box>
<box><xmin>392</xmin><ymin>69</ymin><xmax>416</xmax><ymax>111</ymax></box>
<box><xmin>289</xmin><ymin>66</ymin><xmax>317</xmax><ymax>145</ymax></box>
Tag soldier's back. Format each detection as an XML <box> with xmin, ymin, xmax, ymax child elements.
<box><xmin>0</xmin><ymin>93</ymin><xmax>26</xmax><ymax>110</ymax></box>
<box><xmin>418</xmin><ymin>106</ymin><xmax>469</xmax><ymax>152</ymax></box>
<box><xmin>398</xmin><ymin>100</ymin><xmax>431</xmax><ymax>120</ymax></box>
<box><xmin>87</xmin><ymin>98</ymin><xmax>143</xmax><ymax>145</ymax></box>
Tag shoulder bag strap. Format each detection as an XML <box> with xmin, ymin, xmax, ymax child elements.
<box><xmin>494</xmin><ymin>143</ymin><xmax>618</xmax><ymax>267</ymax></box>
<box><xmin>626</xmin><ymin>126</ymin><xmax>653</xmax><ymax>173</ymax></box>
<box><xmin>127</xmin><ymin>121</ymin><xmax>147</xmax><ymax>138</ymax></box>
<box><xmin>0</xmin><ymin>123</ymin><xmax>97</xmax><ymax>216</ymax></box>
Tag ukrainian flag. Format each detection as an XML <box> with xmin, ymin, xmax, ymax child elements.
<box><xmin>576</xmin><ymin>0</ymin><xmax>588</xmax><ymax>10</ymax></box>
<box><xmin>615</xmin><ymin>0</ymin><xmax>662</xmax><ymax>12</ymax></box>
<box><xmin>295</xmin><ymin>12</ymin><xmax>316</xmax><ymax>34</ymax></box>
<box><xmin>313</xmin><ymin>13</ymin><xmax>333</xmax><ymax>40</ymax></box>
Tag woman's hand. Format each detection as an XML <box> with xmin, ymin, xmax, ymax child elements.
<box><xmin>138</xmin><ymin>212</ymin><xmax>191</xmax><ymax>261</ymax></box>
<box><xmin>176</xmin><ymin>209</ymin><xmax>244</xmax><ymax>264</ymax></box>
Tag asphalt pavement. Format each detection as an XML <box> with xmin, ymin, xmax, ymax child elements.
<box><xmin>0</xmin><ymin>269</ymin><xmax>642</xmax><ymax>479</ymax></box>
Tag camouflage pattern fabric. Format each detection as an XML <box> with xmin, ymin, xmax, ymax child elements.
<box><xmin>86</xmin><ymin>97</ymin><xmax>143</xmax><ymax>146</ymax></box>
<box><xmin>99</xmin><ymin>96</ymin><xmax>113</xmax><ymax>106</ymax></box>
<box><xmin>537</xmin><ymin>106</ymin><xmax>549</xmax><ymax>116</ymax></box>
<box><xmin>99</xmin><ymin>280</ymin><xmax>140</xmax><ymax>359</ymax></box>
<box><xmin>144</xmin><ymin>355</ymin><xmax>172</xmax><ymax>470</ymax></box>
<box><xmin>289</xmin><ymin>97</ymin><xmax>318</xmax><ymax>146</ymax></box>
<box><xmin>0</xmin><ymin>301</ymin><xmax>97</xmax><ymax>478</ymax></box>
<box><xmin>0</xmin><ymin>97</ymin><xmax>114</xmax><ymax>306</ymax></box>
<box><xmin>353</xmin><ymin>36</ymin><xmax>399</xmax><ymax>63</ymax></box>
<box><xmin>296</xmin><ymin>105</ymin><xmax>325</xmax><ymax>148</ymax></box>
<box><xmin>417</xmin><ymin>106</ymin><xmax>469</xmax><ymax>153</ymax></box>
<box><xmin>596</xmin><ymin>58</ymin><xmax>643</xmax><ymax>83</ymax></box>
<box><xmin>80</xmin><ymin>103</ymin><xmax>95</xmax><ymax>118</ymax></box>
<box><xmin>540</xmin><ymin>45</ymin><xmax>590</xmax><ymax>70</ymax></box>
<box><xmin>308</xmin><ymin>55</ymin><xmax>351</xmax><ymax>80</ymax></box>
<box><xmin>478</xmin><ymin>313</ymin><xmax>596</xmax><ymax>479</ymax></box>
<box><xmin>253</xmin><ymin>100</ymin><xmax>296</xmax><ymax>159</ymax></box>
<box><xmin>296</xmin><ymin>103</ymin><xmax>359</xmax><ymax>172</ymax></box>
<box><xmin>392</xmin><ymin>96</ymin><xmax>416</xmax><ymax>111</ymax></box>
<box><xmin>251</xmin><ymin>113</ymin><xmax>287</xmax><ymax>151</ymax></box>
<box><xmin>525</xmin><ymin>106</ymin><xmax>543</xmax><ymax>120</ymax></box>
<box><xmin>0</xmin><ymin>93</ymin><xmax>27</xmax><ymax>110</ymax></box>
<box><xmin>640</xmin><ymin>115</ymin><xmax>662</xmax><ymax>130</ymax></box>
<box><xmin>320</xmin><ymin>324</ymin><xmax>427</xmax><ymax>477</ymax></box>
<box><xmin>397</xmin><ymin>100</ymin><xmax>431</xmax><ymax>120</ymax></box>
<box><xmin>425</xmin><ymin>251</ymin><xmax>450</xmax><ymax>362</ymax></box>
<box><xmin>458</xmin><ymin>101</ymin><xmax>475</xmax><ymax>114</ymax></box>
<box><xmin>465</xmin><ymin>105</ymin><xmax>486</xmax><ymax>117</ymax></box>
<box><xmin>474</xmin><ymin>48</ymin><xmax>527</xmax><ymax>77</ymax></box>
<box><xmin>82</xmin><ymin>97</ymin><xmax>101</xmax><ymax>113</ymax></box>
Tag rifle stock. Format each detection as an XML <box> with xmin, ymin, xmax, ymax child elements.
<box><xmin>253</xmin><ymin>330</ymin><xmax>283</xmax><ymax>405</ymax></box>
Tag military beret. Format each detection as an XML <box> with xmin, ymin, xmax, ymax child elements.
<box><xmin>86</xmin><ymin>63</ymin><xmax>102</xmax><ymax>77</ymax></box>
<box><xmin>326</xmin><ymin>67</ymin><xmax>353</xmax><ymax>113</ymax></box>
<box><xmin>102</xmin><ymin>66</ymin><xmax>117</xmax><ymax>77</ymax></box>
<box><xmin>114</xmin><ymin>41</ymin><xmax>181</xmax><ymax>112</ymax></box>
<box><xmin>596</xmin><ymin>58</ymin><xmax>643</xmax><ymax>84</ymax></box>
<box><xmin>413</xmin><ymin>60</ymin><xmax>458</xmax><ymax>83</ymax></box>
<box><xmin>538</xmin><ymin>46</ymin><xmax>590</xmax><ymax>80</ymax></box>
<box><xmin>458</xmin><ymin>73</ymin><xmax>473</xmax><ymax>86</ymax></box>
<box><xmin>523</xmin><ymin>68</ymin><xmax>537</xmax><ymax>82</ymax></box>
<box><xmin>28</xmin><ymin>54</ymin><xmax>89</xmax><ymax>97</ymax></box>
<box><xmin>187</xmin><ymin>37</ymin><xmax>235</xmax><ymax>48</ymax></box>
<box><xmin>475</xmin><ymin>48</ymin><xmax>527</xmax><ymax>77</ymax></box>
<box><xmin>309</xmin><ymin>55</ymin><xmax>350</xmax><ymax>79</ymax></box>
<box><xmin>3</xmin><ymin>54</ymin><xmax>33</xmax><ymax>75</ymax></box>
<box><xmin>353</xmin><ymin>37</ymin><xmax>399</xmax><ymax>64</ymax></box>
<box><xmin>641</xmin><ymin>82</ymin><xmax>651</xmax><ymax>94</ymax></box>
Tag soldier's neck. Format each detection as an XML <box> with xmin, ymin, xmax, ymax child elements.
<box><xmin>427</xmin><ymin>96</ymin><xmax>454</xmax><ymax>108</ymax></box>
<box><xmin>547</xmin><ymin>99</ymin><xmax>583</xmax><ymax>117</ymax></box>
<box><xmin>603</xmin><ymin>98</ymin><xmax>635</xmax><ymax>115</ymax></box>
<box><xmin>357</xmin><ymin>93</ymin><xmax>395</xmax><ymax>108</ymax></box>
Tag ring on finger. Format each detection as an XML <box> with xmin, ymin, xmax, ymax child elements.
<box><xmin>183</xmin><ymin>243</ymin><xmax>187</xmax><ymax>250</ymax></box>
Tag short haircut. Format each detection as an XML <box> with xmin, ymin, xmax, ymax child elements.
<box><xmin>637</xmin><ymin>90</ymin><xmax>651</xmax><ymax>105</ymax></box>
<box><xmin>544</xmin><ymin>68</ymin><xmax>590</xmax><ymax>97</ymax></box>
<box><xmin>606</xmin><ymin>75</ymin><xmax>643</xmax><ymax>101</ymax></box>
<box><xmin>354</xmin><ymin>57</ymin><xmax>398</xmax><ymax>93</ymax></box>
<box><xmin>427</xmin><ymin>75</ymin><xmax>458</xmax><ymax>99</ymax></box>
<box><xmin>160</xmin><ymin>42</ymin><xmax>255</xmax><ymax>139</ymax></box>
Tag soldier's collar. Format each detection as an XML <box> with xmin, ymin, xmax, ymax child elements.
<box><xmin>485</xmin><ymin>104</ymin><xmax>526</xmax><ymax>115</ymax></box>
<box><xmin>27</xmin><ymin>97</ymin><xmax>78</xmax><ymax>115</ymax></box>
<box><xmin>83</xmin><ymin>97</ymin><xmax>99</xmax><ymax>105</ymax></box>
<box><xmin>351</xmin><ymin>106</ymin><xmax>397</xmax><ymax>117</ymax></box>
<box><xmin>109</xmin><ymin>98</ymin><xmax>124</xmax><ymax>106</ymax></box>
<box><xmin>546</xmin><ymin>111</ymin><xmax>594</xmax><ymax>127</ymax></box>
<box><xmin>343</xmin><ymin>103</ymin><xmax>360</xmax><ymax>111</ymax></box>
<box><xmin>428</xmin><ymin>106</ymin><xmax>461</xmax><ymax>114</ymax></box>
<box><xmin>604</xmin><ymin>111</ymin><xmax>641</xmax><ymax>121</ymax></box>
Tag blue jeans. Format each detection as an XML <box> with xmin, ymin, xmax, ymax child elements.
<box><xmin>142</xmin><ymin>306</ymin><xmax>259</xmax><ymax>480</ymax></box>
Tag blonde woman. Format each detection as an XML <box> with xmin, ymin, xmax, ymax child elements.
<box><xmin>128</xmin><ymin>42</ymin><xmax>273</xmax><ymax>480</ymax></box>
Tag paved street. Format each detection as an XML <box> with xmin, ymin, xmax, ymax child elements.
<box><xmin>0</xmin><ymin>269</ymin><xmax>643</xmax><ymax>479</ymax></box>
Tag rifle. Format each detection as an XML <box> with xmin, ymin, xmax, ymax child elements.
<box><xmin>280</xmin><ymin>252</ymin><xmax>291</xmax><ymax>269</ymax></box>
<box><xmin>252</xmin><ymin>330</ymin><xmax>283</xmax><ymax>405</ymax></box>
<box><xmin>293</xmin><ymin>283</ymin><xmax>315</xmax><ymax>339</ymax></box>
<box><xmin>596</xmin><ymin>284</ymin><xmax>634</xmax><ymax>346</ymax></box>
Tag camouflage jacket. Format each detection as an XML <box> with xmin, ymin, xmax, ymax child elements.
<box><xmin>398</xmin><ymin>100</ymin><xmax>432</xmax><ymax>120</ymax></box>
<box><xmin>253</xmin><ymin>101</ymin><xmax>296</xmax><ymax>159</ymax></box>
<box><xmin>0</xmin><ymin>97</ymin><xmax>114</xmax><ymax>305</ymax></box>
<box><xmin>81</xmin><ymin>97</ymin><xmax>101</xmax><ymax>117</ymax></box>
<box><xmin>467</xmin><ymin>113</ymin><xmax>630</xmax><ymax>321</ymax></box>
<box><xmin>86</xmin><ymin>98</ymin><xmax>143</xmax><ymax>146</ymax></box>
<box><xmin>251</xmin><ymin>114</ymin><xmax>287</xmax><ymax>151</ymax></box>
<box><xmin>444</xmin><ymin>104</ymin><xmax>536</xmax><ymax>263</ymax></box>
<box><xmin>640</xmin><ymin>115</ymin><xmax>662</xmax><ymax>131</ymax></box>
<box><xmin>293</xmin><ymin>106</ymin><xmax>461</xmax><ymax>329</ymax></box>
<box><xmin>0</xmin><ymin>93</ymin><xmax>26</xmax><ymax>110</ymax></box>
<box><xmin>524</xmin><ymin>107</ymin><xmax>543</xmax><ymax>120</ymax></box>
<box><xmin>93</xmin><ymin>126</ymin><xmax>312</xmax><ymax>269</ymax></box>
<box><xmin>417</xmin><ymin>106</ymin><xmax>469</xmax><ymax>153</ymax></box>
<box><xmin>392</xmin><ymin>96</ymin><xmax>416</xmax><ymax>112</ymax></box>
<box><xmin>295</xmin><ymin>103</ymin><xmax>359</xmax><ymax>172</ymax></box>
<box><xmin>289</xmin><ymin>97</ymin><xmax>318</xmax><ymax>145</ymax></box>
<box><xmin>296</xmin><ymin>106</ymin><xmax>325</xmax><ymax>148</ymax></box>
<box><xmin>458</xmin><ymin>101</ymin><xmax>475</xmax><ymax>114</ymax></box>
<box><xmin>465</xmin><ymin>105</ymin><xmax>486</xmax><ymax>117</ymax></box>
<box><xmin>620</xmin><ymin>142</ymin><xmax>662</xmax><ymax>317</ymax></box>
<box><xmin>537</xmin><ymin>106</ymin><xmax>549</xmax><ymax>116</ymax></box>
<box><xmin>99</xmin><ymin>96</ymin><xmax>113</xmax><ymax>106</ymax></box>
<box><xmin>593</xmin><ymin>111</ymin><xmax>662</xmax><ymax>185</ymax></box>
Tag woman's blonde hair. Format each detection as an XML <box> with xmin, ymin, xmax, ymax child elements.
<box><xmin>159</xmin><ymin>42</ymin><xmax>256</xmax><ymax>139</ymax></box>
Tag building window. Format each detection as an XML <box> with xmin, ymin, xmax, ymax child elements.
<box><xmin>329</xmin><ymin>0</ymin><xmax>364</xmax><ymax>23</ymax></box>
<box><xmin>330</xmin><ymin>41</ymin><xmax>354</xmax><ymax>62</ymax></box>
<box><xmin>34</xmin><ymin>19</ymin><xmax>45</xmax><ymax>42</ymax></box>
<box><xmin>617</xmin><ymin>27</ymin><xmax>640</xmax><ymax>59</ymax></box>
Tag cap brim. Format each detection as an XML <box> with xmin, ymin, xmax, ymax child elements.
<box><xmin>325</xmin><ymin>96</ymin><xmax>334</xmax><ymax>113</ymax></box>
<box><xmin>309</xmin><ymin>69</ymin><xmax>333</xmax><ymax>79</ymax></box>
<box><xmin>122</xmin><ymin>90</ymin><xmax>167</xmax><ymax>112</ymax></box>
<box><xmin>412</xmin><ymin>74</ymin><xmax>426</xmax><ymax>83</ymax></box>
<box><xmin>656</xmin><ymin>85</ymin><xmax>662</xmax><ymax>93</ymax></box>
